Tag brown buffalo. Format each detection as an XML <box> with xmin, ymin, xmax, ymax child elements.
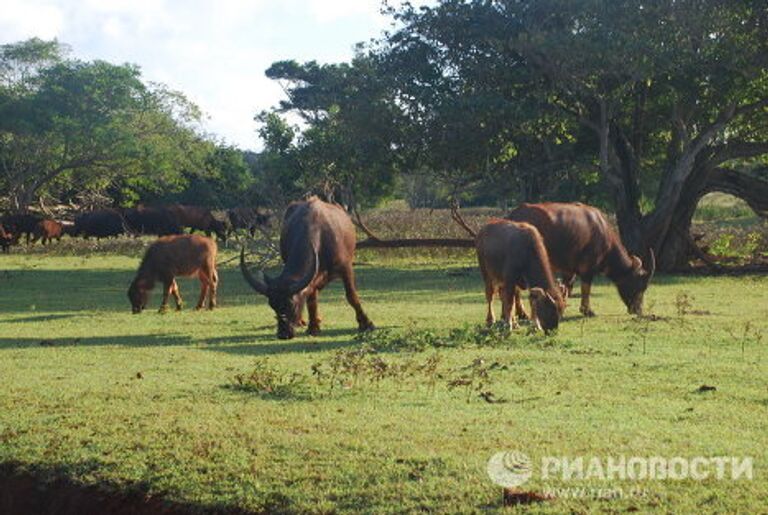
<box><xmin>166</xmin><ymin>204</ymin><xmax>230</xmax><ymax>240</ymax></box>
<box><xmin>240</xmin><ymin>196</ymin><xmax>374</xmax><ymax>340</ymax></box>
<box><xmin>128</xmin><ymin>234</ymin><xmax>218</xmax><ymax>314</ymax></box>
<box><xmin>476</xmin><ymin>219</ymin><xmax>565</xmax><ymax>332</ymax></box>
<box><xmin>506</xmin><ymin>202</ymin><xmax>655</xmax><ymax>316</ymax></box>
<box><xmin>31</xmin><ymin>219</ymin><xmax>64</xmax><ymax>245</ymax></box>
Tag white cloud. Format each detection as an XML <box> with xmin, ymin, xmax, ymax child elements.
<box><xmin>0</xmin><ymin>0</ymin><xmax>65</xmax><ymax>41</ymax></box>
<box><xmin>0</xmin><ymin>0</ymin><xmax>428</xmax><ymax>150</ymax></box>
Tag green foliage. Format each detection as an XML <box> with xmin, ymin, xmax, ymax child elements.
<box><xmin>0</xmin><ymin>38</ymin><xmax>213</xmax><ymax>210</ymax></box>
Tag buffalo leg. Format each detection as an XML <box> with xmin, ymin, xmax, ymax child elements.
<box><xmin>306</xmin><ymin>290</ymin><xmax>321</xmax><ymax>335</ymax></box>
<box><xmin>159</xmin><ymin>279</ymin><xmax>174</xmax><ymax>313</ymax></box>
<box><xmin>196</xmin><ymin>273</ymin><xmax>209</xmax><ymax>310</ymax></box>
<box><xmin>579</xmin><ymin>277</ymin><xmax>595</xmax><ymax>317</ymax></box>
<box><xmin>501</xmin><ymin>284</ymin><xmax>518</xmax><ymax>329</ymax></box>
<box><xmin>484</xmin><ymin>281</ymin><xmax>495</xmax><ymax>326</ymax></box>
<box><xmin>207</xmin><ymin>269</ymin><xmax>218</xmax><ymax>309</ymax></box>
<box><xmin>513</xmin><ymin>287</ymin><xmax>529</xmax><ymax>320</ymax></box>
<box><xmin>341</xmin><ymin>267</ymin><xmax>374</xmax><ymax>331</ymax></box>
<box><xmin>171</xmin><ymin>280</ymin><xmax>183</xmax><ymax>310</ymax></box>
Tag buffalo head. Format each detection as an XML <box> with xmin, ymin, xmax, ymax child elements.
<box><xmin>616</xmin><ymin>249</ymin><xmax>656</xmax><ymax>315</ymax></box>
<box><xmin>240</xmin><ymin>248</ymin><xmax>318</xmax><ymax>339</ymax></box>
<box><xmin>128</xmin><ymin>278</ymin><xmax>150</xmax><ymax>314</ymax></box>
<box><xmin>529</xmin><ymin>287</ymin><xmax>561</xmax><ymax>334</ymax></box>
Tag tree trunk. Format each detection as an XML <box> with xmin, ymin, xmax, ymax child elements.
<box><xmin>650</xmin><ymin>166</ymin><xmax>768</xmax><ymax>271</ymax></box>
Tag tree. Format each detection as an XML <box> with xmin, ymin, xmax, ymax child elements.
<box><xmin>380</xmin><ymin>0</ymin><xmax>768</xmax><ymax>269</ymax></box>
<box><xmin>262</xmin><ymin>57</ymin><xmax>405</xmax><ymax>208</ymax></box>
<box><xmin>0</xmin><ymin>39</ymin><xmax>208</xmax><ymax>210</ymax></box>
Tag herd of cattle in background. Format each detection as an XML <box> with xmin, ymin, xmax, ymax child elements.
<box><xmin>0</xmin><ymin>204</ymin><xmax>270</xmax><ymax>252</ymax></box>
<box><xmin>123</xmin><ymin>196</ymin><xmax>655</xmax><ymax>339</ymax></box>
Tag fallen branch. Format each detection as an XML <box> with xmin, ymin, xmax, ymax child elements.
<box><xmin>351</xmin><ymin>206</ymin><xmax>382</xmax><ymax>242</ymax></box>
<box><xmin>357</xmin><ymin>238</ymin><xmax>475</xmax><ymax>249</ymax></box>
<box><xmin>450</xmin><ymin>199</ymin><xmax>477</xmax><ymax>238</ymax></box>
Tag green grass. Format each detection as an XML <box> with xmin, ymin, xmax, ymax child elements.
<box><xmin>0</xmin><ymin>247</ymin><xmax>767</xmax><ymax>513</ymax></box>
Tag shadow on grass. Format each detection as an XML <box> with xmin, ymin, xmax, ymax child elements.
<box><xmin>0</xmin><ymin>460</ymin><xmax>254</xmax><ymax>515</ymax></box>
<box><xmin>0</xmin><ymin>334</ymin><xmax>193</xmax><ymax>348</ymax></box>
<box><xmin>3</xmin><ymin>314</ymin><xmax>80</xmax><ymax>324</ymax></box>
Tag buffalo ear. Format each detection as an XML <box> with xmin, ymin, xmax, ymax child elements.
<box><xmin>529</xmin><ymin>287</ymin><xmax>545</xmax><ymax>300</ymax></box>
<box><xmin>631</xmin><ymin>255</ymin><xmax>643</xmax><ymax>271</ymax></box>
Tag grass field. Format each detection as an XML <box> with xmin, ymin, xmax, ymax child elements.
<box><xmin>0</xmin><ymin>244</ymin><xmax>767</xmax><ymax>513</ymax></box>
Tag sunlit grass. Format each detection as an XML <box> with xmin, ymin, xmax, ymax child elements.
<box><xmin>0</xmin><ymin>248</ymin><xmax>766</xmax><ymax>513</ymax></box>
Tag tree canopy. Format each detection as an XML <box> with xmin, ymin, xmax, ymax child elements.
<box><xmin>258</xmin><ymin>0</ymin><xmax>768</xmax><ymax>269</ymax></box>
<box><xmin>0</xmin><ymin>38</ymin><xmax>248</xmax><ymax>211</ymax></box>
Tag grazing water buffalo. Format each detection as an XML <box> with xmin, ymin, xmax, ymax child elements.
<box><xmin>227</xmin><ymin>207</ymin><xmax>269</xmax><ymax>237</ymax></box>
<box><xmin>124</xmin><ymin>206</ymin><xmax>182</xmax><ymax>236</ymax></box>
<box><xmin>0</xmin><ymin>223</ymin><xmax>15</xmax><ymax>253</ymax></box>
<box><xmin>31</xmin><ymin>219</ymin><xmax>64</xmax><ymax>245</ymax></box>
<box><xmin>1</xmin><ymin>213</ymin><xmax>42</xmax><ymax>244</ymax></box>
<box><xmin>73</xmin><ymin>209</ymin><xmax>126</xmax><ymax>239</ymax></box>
<box><xmin>506</xmin><ymin>202</ymin><xmax>655</xmax><ymax>316</ymax></box>
<box><xmin>240</xmin><ymin>196</ymin><xmax>374</xmax><ymax>339</ymax></box>
<box><xmin>476</xmin><ymin>219</ymin><xmax>565</xmax><ymax>333</ymax></box>
<box><xmin>128</xmin><ymin>234</ymin><xmax>218</xmax><ymax>314</ymax></box>
<box><xmin>166</xmin><ymin>204</ymin><xmax>230</xmax><ymax>240</ymax></box>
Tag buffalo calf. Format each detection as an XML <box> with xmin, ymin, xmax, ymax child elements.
<box><xmin>476</xmin><ymin>219</ymin><xmax>565</xmax><ymax>333</ymax></box>
<box><xmin>32</xmin><ymin>219</ymin><xmax>64</xmax><ymax>245</ymax></box>
<box><xmin>128</xmin><ymin>234</ymin><xmax>218</xmax><ymax>314</ymax></box>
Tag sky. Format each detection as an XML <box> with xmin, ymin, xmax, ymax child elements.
<box><xmin>0</xmin><ymin>0</ymin><xmax>418</xmax><ymax>151</ymax></box>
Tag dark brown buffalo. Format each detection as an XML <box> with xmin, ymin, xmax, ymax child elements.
<box><xmin>476</xmin><ymin>219</ymin><xmax>565</xmax><ymax>332</ymax></box>
<box><xmin>31</xmin><ymin>219</ymin><xmax>64</xmax><ymax>245</ymax></box>
<box><xmin>166</xmin><ymin>204</ymin><xmax>230</xmax><ymax>240</ymax></box>
<box><xmin>240</xmin><ymin>196</ymin><xmax>374</xmax><ymax>339</ymax></box>
<box><xmin>73</xmin><ymin>209</ymin><xmax>126</xmax><ymax>239</ymax></box>
<box><xmin>0</xmin><ymin>223</ymin><xmax>15</xmax><ymax>253</ymax></box>
<box><xmin>123</xmin><ymin>206</ymin><xmax>182</xmax><ymax>236</ymax></box>
<box><xmin>506</xmin><ymin>202</ymin><xmax>655</xmax><ymax>316</ymax></box>
<box><xmin>1</xmin><ymin>213</ymin><xmax>42</xmax><ymax>244</ymax></box>
<box><xmin>128</xmin><ymin>234</ymin><xmax>218</xmax><ymax>314</ymax></box>
<box><xmin>227</xmin><ymin>207</ymin><xmax>269</xmax><ymax>237</ymax></box>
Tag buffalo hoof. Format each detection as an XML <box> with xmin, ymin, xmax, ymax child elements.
<box><xmin>307</xmin><ymin>325</ymin><xmax>321</xmax><ymax>336</ymax></box>
<box><xmin>358</xmin><ymin>321</ymin><xmax>375</xmax><ymax>332</ymax></box>
<box><xmin>176</xmin><ymin>304</ymin><xmax>183</xmax><ymax>312</ymax></box>
<box><xmin>158</xmin><ymin>306</ymin><xmax>169</xmax><ymax>314</ymax></box>
<box><xmin>580</xmin><ymin>307</ymin><xmax>596</xmax><ymax>317</ymax></box>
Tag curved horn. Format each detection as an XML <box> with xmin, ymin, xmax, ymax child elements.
<box><xmin>287</xmin><ymin>247</ymin><xmax>318</xmax><ymax>295</ymax></box>
<box><xmin>240</xmin><ymin>247</ymin><xmax>270</xmax><ymax>295</ymax></box>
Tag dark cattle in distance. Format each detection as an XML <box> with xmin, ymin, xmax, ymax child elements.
<box><xmin>1</xmin><ymin>213</ymin><xmax>42</xmax><ymax>244</ymax></box>
<box><xmin>506</xmin><ymin>202</ymin><xmax>655</xmax><ymax>316</ymax></box>
<box><xmin>128</xmin><ymin>234</ymin><xmax>218</xmax><ymax>314</ymax></box>
<box><xmin>476</xmin><ymin>219</ymin><xmax>565</xmax><ymax>333</ymax></box>
<box><xmin>227</xmin><ymin>207</ymin><xmax>269</xmax><ymax>237</ymax></box>
<box><xmin>73</xmin><ymin>209</ymin><xmax>126</xmax><ymax>239</ymax></box>
<box><xmin>240</xmin><ymin>196</ymin><xmax>374</xmax><ymax>340</ymax></box>
<box><xmin>0</xmin><ymin>223</ymin><xmax>15</xmax><ymax>253</ymax></box>
<box><xmin>31</xmin><ymin>219</ymin><xmax>64</xmax><ymax>245</ymax></box>
<box><xmin>166</xmin><ymin>204</ymin><xmax>230</xmax><ymax>240</ymax></box>
<box><xmin>123</xmin><ymin>206</ymin><xmax>182</xmax><ymax>236</ymax></box>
